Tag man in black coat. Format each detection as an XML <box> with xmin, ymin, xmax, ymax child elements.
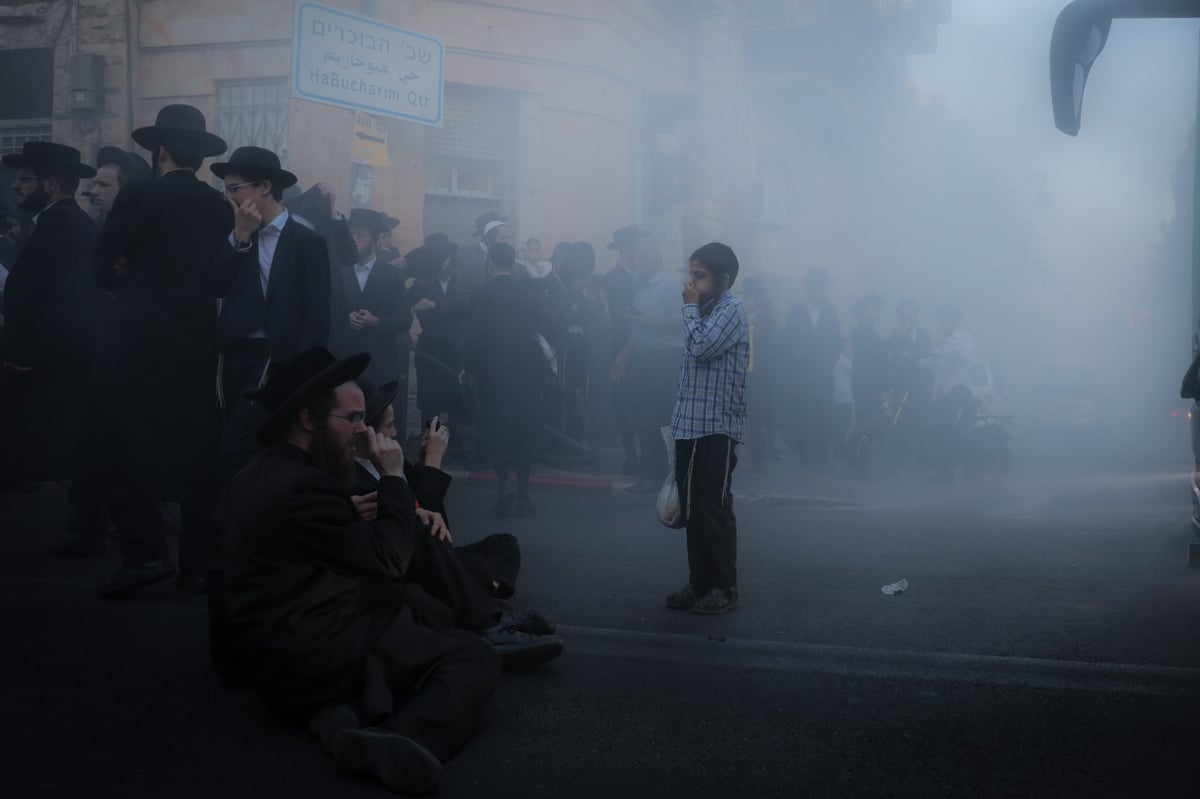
<box><xmin>463</xmin><ymin>243</ymin><xmax>549</xmax><ymax>518</ymax></box>
<box><xmin>330</xmin><ymin>208</ymin><xmax>412</xmax><ymax>434</ymax></box>
<box><xmin>349</xmin><ymin>378</ymin><xmax>560</xmax><ymax>654</ymax></box>
<box><xmin>784</xmin><ymin>267</ymin><xmax>842</xmax><ymax>468</ymax></box>
<box><xmin>209</xmin><ymin>348</ymin><xmax>500</xmax><ymax>795</ymax></box>
<box><xmin>89</xmin><ymin>104</ymin><xmax>236</xmax><ymax>598</ymax></box>
<box><xmin>210</xmin><ymin>146</ymin><xmax>331</xmax><ymax>477</ymax></box>
<box><xmin>0</xmin><ymin>142</ymin><xmax>98</xmax><ymax>487</ymax></box>
<box><xmin>409</xmin><ymin>235</ymin><xmax>470</xmax><ymax>425</ymax></box>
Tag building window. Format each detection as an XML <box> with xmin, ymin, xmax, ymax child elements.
<box><xmin>215</xmin><ymin>79</ymin><xmax>290</xmax><ymax>163</ymax></box>
<box><xmin>423</xmin><ymin>85</ymin><xmax>517</xmax><ymax>241</ymax></box>
<box><xmin>0</xmin><ymin>120</ymin><xmax>52</xmax><ymax>155</ymax></box>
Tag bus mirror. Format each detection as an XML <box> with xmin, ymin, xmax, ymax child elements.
<box><xmin>1050</xmin><ymin>2</ymin><xmax>1113</xmax><ymax>136</ymax></box>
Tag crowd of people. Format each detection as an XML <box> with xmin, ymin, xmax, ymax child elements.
<box><xmin>741</xmin><ymin>266</ymin><xmax>979</xmax><ymax>476</ymax></box>
<box><xmin>0</xmin><ymin>103</ymin><xmax>752</xmax><ymax>793</ymax></box>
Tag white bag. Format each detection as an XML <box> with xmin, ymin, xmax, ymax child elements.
<box><xmin>656</xmin><ymin>426</ymin><xmax>686</xmax><ymax>529</ymax></box>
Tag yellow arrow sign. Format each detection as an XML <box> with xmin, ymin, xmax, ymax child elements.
<box><xmin>351</xmin><ymin>111</ymin><xmax>389</xmax><ymax>167</ymax></box>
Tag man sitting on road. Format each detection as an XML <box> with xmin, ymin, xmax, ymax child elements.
<box><xmin>210</xmin><ymin>347</ymin><xmax>504</xmax><ymax>795</ymax></box>
<box><xmin>349</xmin><ymin>378</ymin><xmax>554</xmax><ymax>639</ymax></box>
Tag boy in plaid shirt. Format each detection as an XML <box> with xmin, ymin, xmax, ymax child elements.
<box><xmin>666</xmin><ymin>243</ymin><xmax>749</xmax><ymax>615</ymax></box>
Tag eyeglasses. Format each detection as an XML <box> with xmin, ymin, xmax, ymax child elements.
<box><xmin>223</xmin><ymin>180</ymin><xmax>260</xmax><ymax>197</ymax></box>
<box><xmin>326</xmin><ymin>411</ymin><xmax>366</xmax><ymax>426</ymax></box>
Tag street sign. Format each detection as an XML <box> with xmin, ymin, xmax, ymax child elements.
<box><xmin>293</xmin><ymin>2</ymin><xmax>444</xmax><ymax>126</ymax></box>
<box><xmin>351</xmin><ymin>111</ymin><xmax>389</xmax><ymax>166</ymax></box>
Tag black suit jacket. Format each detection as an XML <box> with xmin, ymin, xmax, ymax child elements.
<box><xmin>214</xmin><ymin>216</ymin><xmax>331</xmax><ymax>361</ymax></box>
<box><xmin>785</xmin><ymin>300</ymin><xmax>842</xmax><ymax>393</ymax></box>
<box><xmin>0</xmin><ymin>199</ymin><xmax>98</xmax><ymax>482</ymax></box>
<box><xmin>330</xmin><ymin>258</ymin><xmax>412</xmax><ymax>385</ymax></box>
<box><xmin>89</xmin><ymin>170</ymin><xmax>234</xmax><ymax>500</ymax></box>
<box><xmin>1</xmin><ymin>199</ymin><xmax>97</xmax><ymax>369</ymax></box>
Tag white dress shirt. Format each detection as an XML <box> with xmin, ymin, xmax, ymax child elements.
<box><xmin>255</xmin><ymin>209</ymin><xmax>289</xmax><ymax>295</ymax></box>
<box><xmin>355</xmin><ymin>255</ymin><xmax>377</xmax><ymax>292</ymax></box>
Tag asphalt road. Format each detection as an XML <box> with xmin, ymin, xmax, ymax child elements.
<box><xmin>3</xmin><ymin>442</ymin><xmax>1200</xmax><ymax>798</ymax></box>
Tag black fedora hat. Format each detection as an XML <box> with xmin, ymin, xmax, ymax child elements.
<box><xmin>211</xmin><ymin>146</ymin><xmax>298</xmax><ymax>189</ymax></box>
<box><xmin>356</xmin><ymin>377</ymin><xmax>401</xmax><ymax>428</ymax></box>
<box><xmin>347</xmin><ymin>207</ymin><xmax>388</xmax><ymax>233</ymax></box>
<box><xmin>382</xmin><ymin>213</ymin><xmax>400</xmax><ymax>231</ymax></box>
<box><xmin>472</xmin><ymin>210</ymin><xmax>509</xmax><ymax>237</ymax></box>
<box><xmin>246</xmin><ymin>347</ymin><xmax>371</xmax><ymax>445</ymax></box>
<box><xmin>2</xmin><ymin>141</ymin><xmax>96</xmax><ymax>179</ymax></box>
<box><xmin>131</xmin><ymin>104</ymin><xmax>227</xmax><ymax>157</ymax></box>
<box><xmin>95</xmin><ymin>146</ymin><xmax>152</xmax><ymax>182</ymax></box>
<box><xmin>607</xmin><ymin>224</ymin><xmax>647</xmax><ymax>251</ymax></box>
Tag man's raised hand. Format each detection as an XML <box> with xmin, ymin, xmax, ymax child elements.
<box><xmin>229</xmin><ymin>195</ymin><xmax>263</xmax><ymax>242</ymax></box>
<box><xmin>366</xmin><ymin>427</ymin><xmax>406</xmax><ymax>478</ymax></box>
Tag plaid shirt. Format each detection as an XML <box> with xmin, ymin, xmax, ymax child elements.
<box><xmin>669</xmin><ymin>291</ymin><xmax>749</xmax><ymax>442</ymax></box>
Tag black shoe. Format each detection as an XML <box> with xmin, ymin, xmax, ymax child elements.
<box><xmin>513</xmin><ymin>498</ymin><xmax>535</xmax><ymax>518</ymax></box>
<box><xmin>665</xmin><ymin>583</ymin><xmax>701</xmax><ymax>610</ymax></box>
<box><xmin>175</xmin><ymin>573</ymin><xmax>208</xmax><ymax>595</ymax></box>
<box><xmin>96</xmin><ymin>560</ymin><xmax>177</xmax><ymax>600</ymax></box>
<box><xmin>49</xmin><ymin>536</ymin><xmax>111</xmax><ymax>559</ymax></box>
<box><xmin>690</xmin><ymin>586</ymin><xmax>739</xmax><ymax>615</ymax></box>
<box><xmin>333</xmin><ymin>728</ymin><xmax>442</xmax><ymax>795</ymax></box>
<box><xmin>499</xmin><ymin>608</ymin><xmax>557</xmax><ymax>636</ymax></box>
<box><xmin>309</xmin><ymin>704</ymin><xmax>361</xmax><ymax>755</ymax></box>
<box><xmin>480</xmin><ymin>627</ymin><xmax>564</xmax><ymax>671</ymax></box>
<box><xmin>625</xmin><ymin>477</ymin><xmax>661</xmax><ymax>495</ymax></box>
<box><xmin>494</xmin><ymin>486</ymin><xmax>517</xmax><ymax>517</ymax></box>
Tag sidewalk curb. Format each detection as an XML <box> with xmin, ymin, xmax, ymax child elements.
<box><xmin>447</xmin><ymin>469</ymin><xmax>615</xmax><ymax>496</ymax></box>
<box><xmin>445</xmin><ymin>469</ymin><xmax>869</xmax><ymax>508</ymax></box>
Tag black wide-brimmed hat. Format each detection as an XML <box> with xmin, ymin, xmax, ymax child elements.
<box><xmin>607</xmin><ymin>224</ymin><xmax>648</xmax><ymax>251</ymax></box>
<box><xmin>356</xmin><ymin>377</ymin><xmax>401</xmax><ymax>428</ymax></box>
<box><xmin>348</xmin><ymin>207</ymin><xmax>388</xmax><ymax>233</ymax></box>
<box><xmin>210</xmin><ymin>146</ymin><xmax>298</xmax><ymax>189</ymax></box>
<box><xmin>2</xmin><ymin>141</ymin><xmax>96</xmax><ymax>179</ymax></box>
<box><xmin>95</xmin><ymin>146</ymin><xmax>152</xmax><ymax>182</ymax></box>
<box><xmin>382</xmin><ymin>213</ymin><xmax>400</xmax><ymax>231</ymax></box>
<box><xmin>131</xmin><ymin>104</ymin><xmax>227</xmax><ymax>157</ymax></box>
<box><xmin>472</xmin><ymin>210</ymin><xmax>509</xmax><ymax>237</ymax></box>
<box><xmin>804</xmin><ymin>267</ymin><xmax>832</xmax><ymax>287</ymax></box>
<box><xmin>246</xmin><ymin>347</ymin><xmax>371</xmax><ymax>445</ymax></box>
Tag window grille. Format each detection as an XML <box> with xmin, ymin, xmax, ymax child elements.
<box><xmin>215</xmin><ymin>79</ymin><xmax>290</xmax><ymax>163</ymax></box>
<box><xmin>0</xmin><ymin>120</ymin><xmax>52</xmax><ymax>155</ymax></box>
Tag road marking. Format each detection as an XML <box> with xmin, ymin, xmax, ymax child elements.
<box><xmin>6</xmin><ymin>572</ymin><xmax>1195</xmax><ymax>697</ymax></box>
<box><xmin>559</xmin><ymin>624</ymin><xmax>1200</xmax><ymax>697</ymax></box>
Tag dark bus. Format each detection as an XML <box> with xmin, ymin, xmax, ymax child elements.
<box><xmin>1051</xmin><ymin>0</ymin><xmax>1200</xmax><ymax>534</ymax></box>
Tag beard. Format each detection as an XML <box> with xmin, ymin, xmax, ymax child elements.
<box><xmin>314</xmin><ymin>420</ymin><xmax>356</xmax><ymax>485</ymax></box>
<box><xmin>17</xmin><ymin>185</ymin><xmax>51</xmax><ymax>212</ymax></box>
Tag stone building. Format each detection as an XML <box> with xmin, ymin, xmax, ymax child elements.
<box><xmin>0</xmin><ymin>0</ymin><xmax>947</xmax><ymax>276</ymax></box>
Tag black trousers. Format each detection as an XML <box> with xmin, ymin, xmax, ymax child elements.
<box><xmin>674</xmin><ymin>435</ymin><xmax>738</xmax><ymax>592</ymax></box>
<box><xmin>359</xmin><ymin>526</ymin><xmax>509</xmax><ymax>632</ymax></box>
<box><xmin>218</xmin><ymin>339</ymin><xmax>271</xmax><ymax>481</ymax></box>
<box><xmin>362</xmin><ymin>616</ymin><xmax>501</xmax><ymax>763</ymax></box>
